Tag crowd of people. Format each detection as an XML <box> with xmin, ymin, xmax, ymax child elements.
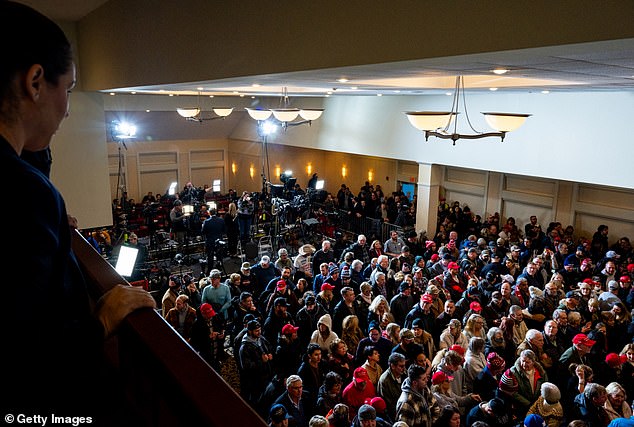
<box><xmin>158</xmin><ymin>180</ymin><xmax>634</xmax><ymax>427</ymax></box>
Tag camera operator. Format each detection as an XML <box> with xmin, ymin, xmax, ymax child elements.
<box><xmin>237</xmin><ymin>191</ymin><xmax>255</xmax><ymax>244</ymax></box>
<box><xmin>202</xmin><ymin>207</ymin><xmax>227</xmax><ymax>275</ymax></box>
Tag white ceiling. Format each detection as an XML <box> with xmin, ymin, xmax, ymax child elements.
<box><xmin>21</xmin><ymin>1</ymin><xmax>634</xmax><ymax>98</ymax></box>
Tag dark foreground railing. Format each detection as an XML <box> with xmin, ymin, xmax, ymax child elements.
<box><xmin>72</xmin><ymin>230</ymin><xmax>267</xmax><ymax>427</ymax></box>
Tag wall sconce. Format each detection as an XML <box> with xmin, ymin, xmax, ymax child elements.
<box><xmin>306</xmin><ymin>163</ymin><xmax>312</xmax><ymax>175</ymax></box>
<box><xmin>249</xmin><ymin>164</ymin><xmax>255</xmax><ymax>179</ymax></box>
<box><xmin>231</xmin><ymin>162</ymin><xmax>237</xmax><ymax>175</ymax></box>
<box><xmin>274</xmin><ymin>166</ymin><xmax>281</xmax><ymax>180</ymax></box>
<box><xmin>341</xmin><ymin>165</ymin><xmax>347</xmax><ymax>179</ymax></box>
<box><xmin>368</xmin><ymin>169</ymin><xmax>374</xmax><ymax>182</ymax></box>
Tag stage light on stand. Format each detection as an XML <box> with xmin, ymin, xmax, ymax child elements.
<box><xmin>315</xmin><ymin>180</ymin><xmax>325</xmax><ymax>190</ymax></box>
<box><xmin>259</xmin><ymin>119</ymin><xmax>278</xmax><ymax>136</ymax></box>
<box><xmin>112</xmin><ymin>121</ymin><xmax>137</xmax><ymax>140</ymax></box>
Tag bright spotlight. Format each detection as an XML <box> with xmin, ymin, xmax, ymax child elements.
<box><xmin>113</xmin><ymin>121</ymin><xmax>137</xmax><ymax>139</ymax></box>
<box><xmin>283</xmin><ymin>170</ymin><xmax>293</xmax><ymax>177</ymax></box>
<box><xmin>261</xmin><ymin>120</ymin><xmax>278</xmax><ymax>135</ymax></box>
<box><xmin>315</xmin><ymin>179</ymin><xmax>325</xmax><ymax>190</ymax></box>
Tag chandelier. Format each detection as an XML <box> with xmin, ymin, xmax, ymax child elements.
<box><xmin>176</xmin><ymin>92</ymin><xmax>233</xmax><ymax>122</ymax></box>
<box><xmin>245</xmin><ymin>87</ymin><xmax>323</xmax><ymax>130</ymax></box>
<box><xmin>405</xmin><ymin>76</ymin><xmax>530</xmax><ymax>145</ymax></box>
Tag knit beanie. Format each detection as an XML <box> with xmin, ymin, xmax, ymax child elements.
<box><xmin>540</xmin><ymin>382</ymin><xmax>561</xmax><ymax>405</ymax></box>
<box><xmin>499</xmin><ymin>368</ymin><xmax>519</xmax><ymax>394</ymax></box>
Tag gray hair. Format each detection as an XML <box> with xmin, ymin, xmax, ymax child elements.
<box><xmin>525</xmin><ymin>329</ymin><xmax>543</xmax><ymax>342</ymax></box>
<box><xmin>308</xmin><ymin>415</ymin><xmax>329</xmax><ymax>427</ymax></box>
<box><xmin>286</xmin><ymin>374</ymin><xmax>302</xmax><ymax>388</ymax></box>
<box><xmin>520</xmin><ymin>349</ymin><xmax>537</xmax><ymax>362</ymax></box>
<box><xmin>584</xmin><ymin>383</ymin><xmax>607</xmax><ymax>400</ymax></box>
<box><xmin>487</xmin><ymin>326</ymin><xmax>502</xmax><ymax>341</ymax></box>
<box><xmin>509</xmin><ymin>305</ymin><xmax>522</xmax><ymax>314</ymax></box>
<box><xmin>606</xmin><ymin>382</ymin><xmax>627</xmax><ymax>399</ymax></box>
<box><xmin>388</xmin><ymin>352</ymin><xmax>406</xmax><ymax>366</ymax></box>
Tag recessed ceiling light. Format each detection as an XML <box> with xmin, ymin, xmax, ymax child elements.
<box><xmin>251</xmin><ymin>83</ymin><xmax>261</xmax><ymax>88</ymax></box>
<box><xmin>145</xmin><ymin>109</ymin><xmax>150</xmax><ymax>113</ymax></box>
<box><xmin>209</xmin><ymin>95</ymin><xmax>214</xmax><ymax>98</ymax></box>
<box><xmin>541</xmin><ymin>90</ymin><xmax>550</xmax><ymax>94</ymax></box>
<box><xmin>233</xmin><ymin>91</ymin><xmax>239</xmax><ymax>94</ymax></box>
<box><xmin>251</xmin><ymin>96</ymin><xmax>255</xmax><ymax>99</ymax></box>
<box><xmin>445</xmin><ymin>92</ymin><xmax>453</xmax><ymax>96</ymax></box>
<box><xmin>169</xmin><ymin>93</ymin><xmax>174</xmax><ymax>96</ymax></box>
<box><xmin>377</xmin><ymin>93</ymin><xmax>382</xmax><ymax>96</ymax></box>
<box><xmin>492</xmin><ymin>68</ymin><xmax>509</xmax><ymax>75</ymax></box>
<box><xmin>196</xmin><ymin>87</ymin><xmax>204</xmax><ymax>91</ymax></box>
<box><xmin>337</xmin><ymin>78</ymin><xmax>349</xmax><ymax>83</ymax></box>
<box><xmin>131</xmin><ymin>91</ymin><xmax>136</xmax><ymax>95</ymax></box>
<box><xmin>489</xmin><ymin>87</ymin><xmax>498</xmax><ymax>91</ymax></box>
<box><xmin>109</xmin><ymin>92</ymin><xmax>115</xmax><ymax>96</ymax></box>
<box><xmin>327</xmin><ymin>91</ymin><xmax>333</xmax><ymax>95</ymax></box>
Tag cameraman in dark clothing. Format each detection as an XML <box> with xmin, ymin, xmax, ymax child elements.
<box><xmin>202</xmin><ymin>208</ymin><xmax>227</xmax><ymax>275</ymax></box>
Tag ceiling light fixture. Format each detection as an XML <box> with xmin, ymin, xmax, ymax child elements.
<box><xmin>176</xmin><ymin>92</ymin><xmax>233</xmax><ymax>122</ymax></box>
<box><xmin>245</xmin><ymin>87</ymin><xmax>323</xmax><ymax>130</ymax></box>
<box><xmin>405</xmin><ymin>76</ymin><xmax>531</xmax><ymax>145</ymax></box>
<box><xmin>492</xmin><ymin>68</ymin><xmax>509</xmax><ymax>75</ymax></box>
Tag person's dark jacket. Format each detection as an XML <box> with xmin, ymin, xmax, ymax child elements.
<box><xmin>276</xmin><ymin>334</ymin><xmax>303</xmax><ymax>379</ymax></box>
<box><xmin>296</xmin><ymin>303</ymin><xmax>328</xmax><ymax>349</ymax></box>
<box><xmin>572</xmin><ymin>392</ymin><xmax>611</xmax><ymax>427</ymax></box>
<box><xmin>202</xmin><ymin>213</ymin><xmax>226</xmax><ymax>244</ymax></box>
<box><xmin>389</xmin><ymin>292</ymin><xmax>414</xmax><ymax>326</ymax></box>
<box><xmin>239</xmin><ymin>333</ymin><xmax>274</xmax><ymax>398</ymax></box>
<box><xmin>472</xmin><ymin>365</ymin><xmax>500</xmax><ymax>402</ymax></box>
<box><xmin>296</xmin><ymin>359</ymin><xmax>328</xmax><ymax>407</ymax></box>
<box><xmin>274</xmin><ymin>391</ymin><xmax>311</xmax><ymax>427</ymax></box>
<box><xmin>332</xmin><ymin>299</ymin><xmax>359</xmax><ymax>336</ymax></box>
<box><xmin>190</xmin><ymin>311</ymin><xmax>226</xmax><ymax>368</ymax></box>
<box><xmin>315</xmin><ymin>384</ymin><xmax>341</xmax><ymax>416</ymax></box>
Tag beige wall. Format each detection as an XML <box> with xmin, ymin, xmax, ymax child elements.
<box><xmin>107</xmin><ymin>137</ymin><xmax>634</xmax><ymax>244</ymax></box>
<box><xmin>438</xmin><ymin>166</ymin><xmax>634</xmax><ymax>246</ymax></box>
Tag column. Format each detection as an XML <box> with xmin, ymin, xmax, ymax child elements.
<box><xmin>415</xmin><ymin>163</ymin><xmax>442</xmax><ymax>239</ymax></box>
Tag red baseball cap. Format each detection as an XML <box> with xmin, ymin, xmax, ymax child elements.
<box><xmin>447</xmin><ymin>262</ymin><xmax>459</xmax><ymax>270</ymax></box>
<box><xmin>200</xmin><ymin>303</ymin><xmax>216</xmax><ymax>317</ymax></box>
<box><xmin>431</xmin><ymin>371</ymin><xmax>454</xmax><ymax>385</ymax></box>
<box><xmin>620</xmin><ymin>275</ymin><xmax>631</xmax><ymax>283</ymax></box>
<box><xmin>449</xmin><ymin>344</ymin><xmax>466</xmax><ymax>356</ymax></box>
<box><xmin>276</xmin><ymin>280</ymin><xmax>287</xmax><ymax>290</ymax></box>
<box><xmin>281</xmin><ymin>323</ymin><xmax>299</xmax><ymax>335</ymax></box>
<box><xmin>572</xmin><ymin>333</ymin><xmax>596</xmax><ymax>347</ymax></box>
<box><xmin>470</xmin><ymin>301</ymin><xmax>482</xmax><ymax>312</ymax></box>
<box><xmin>321</xmin><ymin>283</ymin><xmax>335</xmax><ymax>291</ymax></box>
<box><xmin>354</xmin><ymin>367</ymin><xmax>369</xmax><ymax>383</ymax></box>
<box><xmin>421</xmin><ymin>293</ymin><xmax>433</xmax><ymax>303</ymax></box>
